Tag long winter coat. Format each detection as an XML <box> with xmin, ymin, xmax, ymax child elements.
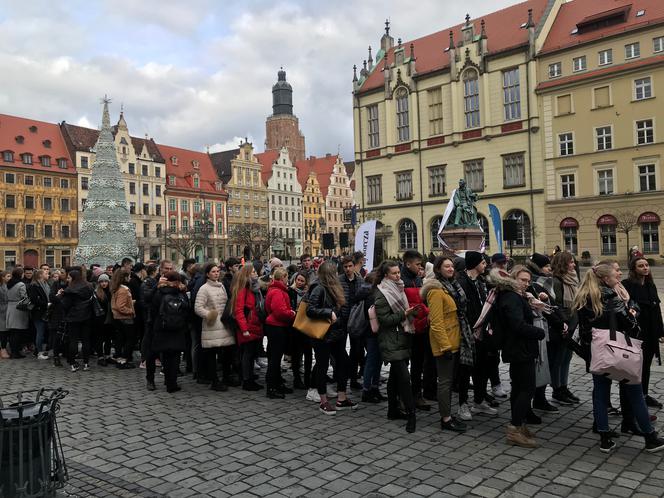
<box><xmin>234</xmin><ymin>287</ymin><xmax>264</xmax><ymax>344</ymax></box>
<box><xmin>265</xmin><ymin>280</ymin><xmax>296</xmax><ymax>328</ymax></box>
<box><xmin>421</xmin><ymin>278</ymin><xmax>461</xmax><ymax>356</ymax></box>
<box><xmin>6</xmin><ymin>282</ymin><xmax>29</xmax><ymax>330</ymax></box>
<box><xmin>61</xmin><ymin>284</ymin><xmax>94</xmax><ymax>323</ymax></box>
<box><xmin>48</xmin><ymin>280</ymin><xmax>68</xmax><ymax>331</ymax></box>
<box><xmin>374</xmin><ymin>289</ymin><xmax>412</xmax><ymax>362</ymax></box>
<box><xmin>0</xmin><ymin>284</ymin><xmax>8</xmax><ymax>332</ymax></box>
<box><xmin>151</xmin><ymin>285</ymin><xmax>189</xmax><ymax>353</ymax></box>
<box><xmin>194</xmin><ymin>280</ymin><xmax>235</xmax><ymax>348</ymax></box>
<box><xmin>28</xmin><ymin>281</ymin><xmax>50</xmax><ymax>322</ymax></box>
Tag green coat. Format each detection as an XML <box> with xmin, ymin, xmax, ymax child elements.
<box><xmin>374</xmin><ymin>290</ymin><xmax>412</xmax><ymax>362</ymax></box>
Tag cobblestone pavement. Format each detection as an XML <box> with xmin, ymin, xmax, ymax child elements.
<box><xmin>2</xmin><ymin>353</ymin><xmax>664</xmax><ymax>498</ymax></box>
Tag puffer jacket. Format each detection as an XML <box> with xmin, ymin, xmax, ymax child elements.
<box><xmin>194</xmin><ymin>280</ymin><xmax>235</xmax><ymax>348</ymax></box>
<box><xmin>234</xmin><ymin>287</ymin><xmax>264</xmax><ymax>344</ymax></box>
<box><xmin>111</xmin><ymin>285</ymin><xmax>135</xmax><ymax>320</ymax></box>
<box><xmin>305</xmin><ymin>282</ymin><xmax>344</xmax><ymax>343</ymax></box>
<box><xmin>61</xmin><ymin>283</ymin><xmax>94</xmax><ymax>323</ymax></box>
<box><xmin>265</xmin><ymin>280</ymin><xmax>296</xmax><ymax>327</ymax></box>
<box><xmin>374</xmin><ymin>288</ymin><xmax>412</xmax><ymax>362</ymax></box>
<box><xmin>421</xmin><ymin>278</ymin><xmax>461</xmax><ymax>356</ymax></box>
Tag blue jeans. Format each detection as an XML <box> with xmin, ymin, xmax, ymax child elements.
<box><xmin>549</xmin><ymin>341</ymin><xmax>573</xmax><ymax>388</ymax></box>
<box><xmin>362</xmin><ymin>336</ymin><xmax>381</xmax><ymax>391</ymax></box>
<box><xmin>34</xmin><ymin>318</ymin><xmax>48</xmax><ymax>353</ymax></box>
<box><xmin>592</xmin><ymin>374</ymin><xmax>653</xmax><ymax>433</ymax></box>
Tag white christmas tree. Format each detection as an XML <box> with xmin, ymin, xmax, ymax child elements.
<box><xmin>75</xmin><ymin>97</ymin><xmax>137</xmax><ymax>266</ymax></box>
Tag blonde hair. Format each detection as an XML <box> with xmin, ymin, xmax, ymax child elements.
<box><xmin>573</xmin><ymin>263</ymin><xmax>613</xmax><ymax>318</ymax></box>
<box><xmin>509</xmin><ymin>265</ymin><xmax>530</xmax><ymax>280</ymax></box>
<box><xmin>272</xmin><ymin>267</ymin><xmax>288</xmax><ymax>282</ymax></box>
<box><xmin>229</xmin><ymin>263</ymin><xmax>255</xmax><ymax>312</ymax></box>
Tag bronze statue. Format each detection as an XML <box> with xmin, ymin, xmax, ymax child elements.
<box><xmin>450</xmin><ymin>179</ymin><xmax>479</xmax><ymax>228</ymax></box>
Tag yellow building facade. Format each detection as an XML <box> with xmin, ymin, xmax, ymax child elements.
<box><xmin>299</xmin><ymin>170</ymin><xmax>326</xmax><ymax>256</ymax></box>
<box><xmin>537</xmin><ymin>0</ymin><xmax>664</xmax><ymax>261</ymax></box>
<box><xmin>352</xmin><ymin>2</ymin><xmax>561</xmax><ymax>258</ymax></box>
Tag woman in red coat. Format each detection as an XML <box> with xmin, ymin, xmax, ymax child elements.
<box><xmin>265</xmin><ymin>268</ymin><xmax>297</xmax><ymax>398</ymax></box>
<box><xmin>231</xmin><ymin>263</ymin><xmax>264</xmax><ymax>391</ymax></box>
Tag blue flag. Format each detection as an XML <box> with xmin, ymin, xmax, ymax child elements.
<box><xmin>488</xmin><ymin>204</ymin><xmax>503</xmax><ymax>254</ymax></box>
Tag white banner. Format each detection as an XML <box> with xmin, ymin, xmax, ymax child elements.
<box><xmin>437</xmin><ymin>188</ymin><xmax>457</xmax><ymax>249</ymax></box>
<box><xmin>354</xmin><ymin>219</ymin><xmax>377</xmax><ymax>271</ymax></box>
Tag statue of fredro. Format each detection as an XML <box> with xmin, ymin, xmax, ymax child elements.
<box><xmin>450</xmin><ymin>179</ymin><xmax>479</xmax><ymax>228</ymax></box>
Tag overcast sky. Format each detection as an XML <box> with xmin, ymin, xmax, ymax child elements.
<box><xmin>0</xmin><ymin>0</ymin><xmax>518</xmax><ymax>159</ymax></box>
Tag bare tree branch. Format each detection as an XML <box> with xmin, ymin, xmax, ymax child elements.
<box><xmin>166</xmin><ymin>229</ymin><xmax>205</xmax><ymax>259</ymax></box>
<box><xmin>228</xmin><ymin>224</ymin><xmax>282</xmax><ymax>260</ymax></box>
<box><xmin>614</xmin><ymin>209</ymin><xmax>640</xmax><ymax>258</ymax></box>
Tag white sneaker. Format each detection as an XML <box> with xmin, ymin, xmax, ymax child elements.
<box><xmin>492</xmin><ymin>384</ymin><xmax>508</xmax><ymax>398</ymax></box>
<box><xmin>457</xmin><ymin>403</ymin><xmax>472</xmax><ymax>421</ymax></box>
<box><xmin>471</xmin><ymin>401</ymin><xmax>498</xmax><ymax>416</ymax></box>
<box><xmin>37</xmin><ymin>352</ymin><xmax>49</xmax><ymax>360</ymax></box>
<box><xmin>306</xmin><ymin>388</ymin><xmax>321</xmax><ymax>403</ymax></box>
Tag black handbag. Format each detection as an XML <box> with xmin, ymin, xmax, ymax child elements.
<box><xmin>92</xmin><ymin>295</ymin><xmax>105</xmax><ymax>318</ymax></box>
<box><xmin>16</xmin><ymin>295</ymin><xmax>34</xmax><ymax>312</ymax></box>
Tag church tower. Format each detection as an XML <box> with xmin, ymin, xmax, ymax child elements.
<box><xmin>265</xmin><ymin>68</ymin><xmax>305</xmax><ymax>163</ymax></box>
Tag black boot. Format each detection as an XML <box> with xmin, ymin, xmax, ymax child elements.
<box><xmin>211</xmin><ymin>381</ymin><xmax>228</xmax><ymax>392</ymax></box>
<box><xmin>387</xmin><ymin>405</ymin><xmax>408</xmax><ymax>420</ymax></box>
<box><xmin>644</xmin><ymin>431</ymin><xmax>664</xmax><ymax>453</ymax></box>
<box><xmin>267</xmin><ymin>388</ymin><xmax>285</xmax><ymax>399</ymax></box>
<box><xmin>405</xmin><ymin>412</ymin><xmax>416</xmax><ymax>433</ymax></box>
<box><xmin>600</xmin><ymin>432</ymin><xmax>616</xmax><ymax>453</ymax></box>
<box><xmin>146</xmin><ymin>380</ymin><xmax>156</xmax><ymax>391</ymax></box>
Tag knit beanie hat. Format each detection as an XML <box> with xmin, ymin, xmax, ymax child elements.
<box><xmin>269</xmin><ymin>257</ymin><xmax>283</xmax><ymax>269</ymax></box>
<box><xmin>97</xmin><ymin>273</ymin><xmax>110</xmax><ymax>283</ymax></box>
<box><xmin>530</xmin><ymin>253</ymin><xmax>551</xmax><ymax>269</ymax></box>
<box><xmin>92</xmin><ymin>267</ymin><xmax>104</xmax><ymax>279</ymax></box>
<box><xmin>465</xmin><ymin>251</ymin><xmax>484</xmax><ymax>271</ymax></box>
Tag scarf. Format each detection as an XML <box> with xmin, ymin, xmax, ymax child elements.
<box><xmin>292</xmin><ymin>286</ymin><xmax>306</xmax><ymax>306</ymax></box>
<box><xmin>613</xmin><ymin>282</ymin><xmax>630</xmax><ymax>305</ymax></box>
<box><xmin>38</xmin><ymin>280</ymin><xmax>51</xmax><ymax>300</ymax></box>
<box><xmin>473</xmin><ymin>288</ymin><xmax>496</xmax><ymax>340</ymax></box>
<box><xmin>377</xmin><ymin>278</ymin><xmax>414</xmax><ymax>334</ymax></box>
<box><xmin>440</xmin><ymin>277</ymin><xmax>474</xmax><ymax>366</ymax></box>
<box><xmin>561</xmin><ymin>272</ymin><xmax>579</xmax><ymax>309</ymax></box>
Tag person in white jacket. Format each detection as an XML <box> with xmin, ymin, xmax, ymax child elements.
<box><xmin>194</xmin><ymin>263</ymin><xmax>236</xmax><ymax>391</ymax></box>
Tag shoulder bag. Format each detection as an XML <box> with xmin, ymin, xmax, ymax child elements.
<box><xmin>293</xmin><ymin>301</ymin><xmax>331</xmax><ymax>340</ymax></box>
<box><xmin>589</xmin><ymin>317</ymin><xmax>642</xmax><ymax>384</ymax></box>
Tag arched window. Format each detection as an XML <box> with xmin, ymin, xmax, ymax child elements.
<box><xmin>505</xmin><ymin>210</ymin><xmax>531</xmax><ymax>247</ymax></box>
<box><xmin>395</xmin><ymin>88</ymin><xmax>410</xmax><ymax>142</ymax></box>
<box><xmin>399</xmin><ymin>218</ymin><xmax>418</xmax><ymax>251</ymax></box>
<box><xmin>463</xmin><ymin>70</ymin><xmax>480</xmax><ymax>129</ymax></box>
<box><xmin>430</xmin><ymin>216</ymin><xmax>443</xmax><ymax>249</ymax></box>
<box><xmin>478</xmin><ymin>214</ymin><xmax>490</xmax><ymax>249</ymax></box>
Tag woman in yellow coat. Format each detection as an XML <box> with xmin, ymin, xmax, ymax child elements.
<box><xmin>421</xmin><ymin>256</ymin><xmax>465</xmax><ymax>433</ymax></box>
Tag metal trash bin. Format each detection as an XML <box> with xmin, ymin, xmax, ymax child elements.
<box><xmin>0</xmin><ymin>388</ymin><xmax>69</xmax><ymax>498</ymax></box>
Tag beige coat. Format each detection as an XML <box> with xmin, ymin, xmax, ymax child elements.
<box><xmin>194</xmin><ymin>280</ymin><xmax>235</xmax><ymax>348</ymax></box>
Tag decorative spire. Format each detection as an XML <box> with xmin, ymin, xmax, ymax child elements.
<box><xmin>449</xmin><ymin>30</ymin><xmax>455</xmax><ymax>50</ymax></box>
<box><xmin>363</xmin><ymin>60</ymin><xmax>367</xmax><ymax>71</ymax></box>
<box><xmin>410</xmin><ymin>43</ymin><xmax>415</xmax><ymax>59</ymax></box>
<box><xmin>385</xmin><ymin>19</ymin><xmax>390</xmax><ymax>36</ymax></box>
<box><xmin>397</xmin><ymin>37</ymin><xmax>402</xmax><ymax>47</ymax></box>
<box><xmin>352</xmin><ymin>64</ymin><xmax>358</xmax><ymax>82</ymax></box>
<box><xmin>100</xmin><ymin>95</ymin><xmax>111</xmax><ymax>129</ymax></box>
<box><xmin>465</xmin><ymin>13</ymin><xmax>471</xmax><ymax>26</ymax></box>
<box><xmin>480</xmin><ymin>19</ymin><xmax>487</xmax><ymax>39</ymax></box>
<box><xmin>526</xmin><ymin>8</ymin><xmax>535</xmax><ymax>28</ymax></box>
<box><xmin>368</xmin><ymin>45</ymin><xmax>373</xmax><ymax>64</ymax></box>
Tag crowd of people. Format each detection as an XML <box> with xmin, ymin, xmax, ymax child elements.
<box><xmin>1</xmin><ymin>248</ymin><xmax>663</xmax><ymax>453</ymax></box>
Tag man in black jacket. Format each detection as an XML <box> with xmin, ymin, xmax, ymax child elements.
<box><xmin>339</xmin><ymin>256</ymin><xmax>364</xmax><ymax>389</ymax></box>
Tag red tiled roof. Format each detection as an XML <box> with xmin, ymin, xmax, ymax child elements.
<box><xmin>357</xmin><ymin>0</ymin><xmax>548</xmax><ymax>94</ymax></box>
<box><xmin>156</xmin><ymin>143</ymin><xmax>226</xmax><ymax>196</ymax></box>
<box><xmin>536</xmin><ymin>53</ymin><xmax>664</xmax><ymax>91</ymax></box>
<box><xmin>254</xmin><ymin>150</ymin><xmax>280</xmax><ymax>186</ymax></box>
<box><xmin>0</xmin><ymin>113</ymin><xmax>75</xmax><ymax>173</ymax></box>
<box><xmin>295</xmin><ymin>154</ymin><xmax>338</xmax><ymax>198</ymax></box>
<box><xmin>540</xmin><ymin>0</ymin><xmax>664</xmax><ymax>54</ymax></box>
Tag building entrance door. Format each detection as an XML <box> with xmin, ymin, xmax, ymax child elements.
<box><xmin>23</xmin><ymin>249</ymin><xmax>39</xmax><ymax>267</ymax></box>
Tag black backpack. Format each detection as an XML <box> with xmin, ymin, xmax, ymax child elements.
<box><xmin>159</xmin><ymin>293</ymin><xmax>189</xmax><ymax>333</ymax></box>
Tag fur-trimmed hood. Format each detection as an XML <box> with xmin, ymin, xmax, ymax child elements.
<box><xmin>487</xmin><ymin>268</ymin><xmax>520</xmax><ymax>293</ymax></box>
<box><xmin>420</xmin><ymin>277</ymin><xmax>443</xmax><ymax>302</ymax></box>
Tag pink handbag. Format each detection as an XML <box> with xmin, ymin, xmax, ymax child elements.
<box><xmin>367</xmin><ymin>305</ymin><xmax>379</xmax><ymax>334</ymax></box>
<box><xmin>589</xmin><ymin>327</ymin><xmax>642</xmax><ymax>384</ymax></box>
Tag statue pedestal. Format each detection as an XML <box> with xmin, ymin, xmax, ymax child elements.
<box><xmin>441</xmin><ymin>227</ymin><xmax>485</xmax><ymax>252</ymax></box>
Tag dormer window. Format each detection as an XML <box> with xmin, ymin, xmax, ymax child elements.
<box><xmin>168</xmin><ymin>175</ymin><xmax>176</xmax><ymax>186</ymax></box>
<box><xmin>120</xmin><ymin>137</ymin><xmax>128</xmax><ymax>145</ymax></box>
<box><xmin>22</xmin><ymin>153</ymin><xmax>33</xmax><ymax>165</ymax></box>
<box><xmin>193</xmin><ymin>175</ymin><xmax>200</xmax><ymax>188</ymax></box>
<box><xmin>3</xmin><ymin>151</ymin><xmax>13</xmax><ymax>162</ymax></box>
<box><xmin>192</xmin><ymin>160</ymin><xmax>200</xmax><ymax>170</ymax></box>
<box><xmin>29</xmin><ymin>125</ymin><xmax>37</xmax><ymax>133</ymax></box>
<box><xmin>40</xmin><ymin>156</ymin><xmax>50</xmax><ymax>167</ymax></box>
<box><xmin>215</xmin><ymin>181</ymin><xmax>222</xmax><ymax>191</ymax></box>
<box><xmin>58</xmin><ymin>158</ymin><xmax>67</xmax><ymax>169</ymax></box>
<box><xmin>171</xmin><ymin>156</ymin><xmax>178</xmax><ymax>165</ymax></box>
<box><xmin>15</xmin><ymin>136</ymin><xmax>24</xmax><ymax>144</ymax></box>
<box><xmin>42</xmin><ymin>140</ymin><xmax>52</xmax><ymax>148</ymax></box>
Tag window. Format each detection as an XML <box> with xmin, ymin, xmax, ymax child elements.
<box><xmin>193</xmin><ymin>201</ymin><xmax>201</xmax><ymax>213</ymax></box>
<box><xmin>367</xmin><ymin>175</ymin><xmax>382</xmax><ymax>204</ymax></box>
<box><xmin>428</xmin><ymin>166</ymin><xmax>446</xmax><ymax>197</ymax></box>
<box><xmin>81</xmin><ymin>177</ymin><xmax>89</xmax><ymax>190</ymax></box>
<box><xmin>43</xmin><ymin>177</ymin><xmax>52</xmax><ymax>188</ymax></box>
<box><xmin>61</xmin><ymin>225</ymin><xmax>70</xmax><ymax>239</ymax></box>
<box><xmin>503</xmin><ymin>153</ymin><xmax>525</xmax><ymax>188</ymax></box>
<box><xmin>254</xmin><ymin>207</ymin><xmax>260</xmax><ymax>218</ymax></box>
<box><xmin>625</xmin><ymin>42</ymin><xmax>640</xmax><ymax>59</ymax></box>
<box><xmin>431</xmin><ymin>216</ymin><xmax>443</xmax><ymax>249</ymax></box>
<box><xmin>169</xmin><ymin>218</ymin><xmax>177</xmax><ymax>232</ymax></box>
<box><xmin>244</xmin><ymin>206</ymin><xmax>249</xmax><ymax>217</ymax></box>
<box><xmin>24</xmin><ymin>175</ymin><xmax>33</xmax><ymax>186</ymax></box>
<box><xmin>5</xmin><ymin>224</ymin><xmax>16</xmax><ymax>238</ymax></box>
<box><xmin>43</xmin><ymin>197</ymin><xmax>52</xmax><ymax>211</ymax></box>
<box><xmin>143</xmin><ymin>184</ymin><xmax>149</xmax><ymax>196</ymax></box>
<box><xmin>60</xmin><ymin>198</ymin><xmax>70</xmax><ymax>212</ymax></box>
<box><xmin>561</xmin><ymin>174</ymin><xmax>576</xmax><ymax>198</ymax></box>
<box><xmin>41</xmin><ymin>156</ymin><xmax>51</xmax><ymax>167</ymax></box>
<box><xmin>573</xmin><ymin>56</ymin><xmax>587</xmax><ymax>72</ymax></box>
<box><xmin>396</xmin><ymin>171</ymin><xmax>413</xmax><ymax>200</ymax></box>
<box><xmin>559</xmin><ymin>133</ymin><xmax>574</xmax><ymax>156</ymax></box>
<box><xmin>235</xmin><ymin>206</ymin><xmax>240</xmax><ymax>216</ymax></box>
<box><xmin>143</xmin><ymin>223</ymin><xmax>149</xmax><ymax>238</ymax></box>
<box><xmin>557</xmin><ymin>94</ymin><xmax>572</xmax><ymax>115</ymax></box>
<box><xmin>367</xmin><ymin>104</ymin><xmax>380</xmax><ymax>148</ymax></box>
<box><xmin>594</xmin><ymin>86</ymin><xmax>611</xmax><ymax>108</ymax></box>
<box><xmin>155</xmin><ymin>167</ymin><xmax>161</xmax><ymax>178</ymax></box>
<box><xmin>4</xmin><ymin>173</ymin><xmax>14</xmax><ymax>184</ymax></box>
<box><xmin>506</xmin><ymin>210</ymin><xmax>531</xmax><ymax>247</ymax></box>
<box><xmin>128</xmin><ymin>163</ymin><xmax>135</xmax><ymax>174</ymax></box>
<box><xmin>595</xmin><ymin>126</ymin><xmax>612</xmax><ymax>151</ymax></box>
<box><xmin>655</xmin><ymin>36</ymin><xmax>664</xmax><ymax>53</ymax></box>
<box><xmin>398</xmin><ymin>219</ymin><xmax>418</xmax><ymax>251</ymax></box>
<box><xmin>143</xmin><ymin>203</ymin><xmax>149</xmax><ymax>215</ymax></box>
<box><xmin>155</xmin><ymin>204</ymin><xmax>161</xmax><ymax>216</ymax></box>
<box><xmin>563</xmin><ymin>227</ymin><xmax>578</xmax><ymax>254</ymax></box>
<box><xmin>60</xmin><ymin>178</ymin><xmax>69</xmax><ymax>189</ymax></box>
<box><xmin>601</xmin><ymin>225</ymin><xmax>617</xmax><ymax>255</ymax></box>
<box><xmin>168</xmin><ymin>175</ymin><xmax>176</xmax><ymax>186</ymax></box>
<box><xmin>548</xmin><ymin>62</ymin><xmax>562</xmax><ymax>78</ymax></box>
<box><xmin>167</xmin><ymin>199</ymin><xmax>175</xmax><ymax>211</ymax></box>
<box><xmin>463</xmin><ymin>70</ymin><xmax>480</xmax><ymax>128</ymax></box>
<box><xmin>128</xmin><ymin>182</ymin><xmax>136</xmax><ymax>195</ymax></box>
<box><xmin>193</xmin><ymin>176</ymin><xmax>200</xmax><ymax>188</ymax></box>
<box><xmin>181</xmin><ymin>200</ymin><xmax>189</xmax><ymax>212</ymax></box>
<box><xmin>81</xmin><ymin>156</ymin><xmax>88</xmax><ymax>169</ymax></box>
<box><xmin>217</xmin><ymin>221</ymin><xmax>224</xmax><ymax>234</ymax></box>
<box><xmin>182</xmin><ymin>218</ymin><xmax>189</xmax><ymax>232</ymax></box>
<box><xmin>25</xmin><ymin>195</ymin><xmax>34</xmax><ymax>209</ymax></box>
<box><xmin>599</xmin><ymin>49</ymin><xmax>613</xmax><ymax>65</ymax></box>
<box><xmin>642</xmin><ymin>222</ymin><xmax>659</xmax><ymax>253</ymax></box>
<box><xmin>45</xmin><ymin>250</ymin><xmax>54</xmax><ymax>267</ymax></box>
<box><xmin>142</xmin><ymin>164</ymin><xmax>148</xmax><ymax>176</ymax></box>
<box><xmin>44</xmin><ymin>225</ymin><xmax>53</xmax><ymax>238</ymax></box>
<box><xmin>129</xmin><ymin>202</ymin><xmax>136</xmax><ymax>214</ymax></box>
<box><xmin>396</xmin><ymin>88</ymin><xmax>410</xmax><ymax>142</ymax></box>
<box><xmin>4</xmin><ymin>250</ymin><xmax>16</xmax><ymax>268</ymax></box>
<box><xmin>155</xmin><ymin>185</ymin><xmax>161</xmax><ymax>197</ymax></box>
<box><xmin>5</xmin><ymin>194</ymin><xmax>15</xmax><ymax>208</ymax></box>
<box><xmin>598</xmin><ymin>169</ymin><xmax>614</xmax><ymax>195</ymax></box>
<box><xmin>639</xmin><ymin>164</ymin><xmax>656</xmax><ymax>191</ymax></box>
<box><xmin>57</xmin><ymin>159</ymin><xmax>67</xmax><ymax>169</ymax></box>
<box><xmin>463</xmin><ymin>159</ymin><xmax>484</xmax><ymax>192</ymax></box>
<box><xmin>3</xmin><ymin>151</ymin><xmax>14</xmax><ymax>162</ymax></box>
<box><xmin>428</xmin><ymin>88</ymin><xmax>443</xmax><ymax>135</ymax></box>
<box><xmin>502</xmin><ymin>69</ymin><xmax>520</xmax><ymax>121</ymax></box>
<box><xmin>635</xmin><ymin>77</ymin><xmax>652</xmax><ymax>100</ymax></box>
<box><xmin>636</xmin><ymin>119</ymin><xmax>654</xmax><ymax>144</ymax></box>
